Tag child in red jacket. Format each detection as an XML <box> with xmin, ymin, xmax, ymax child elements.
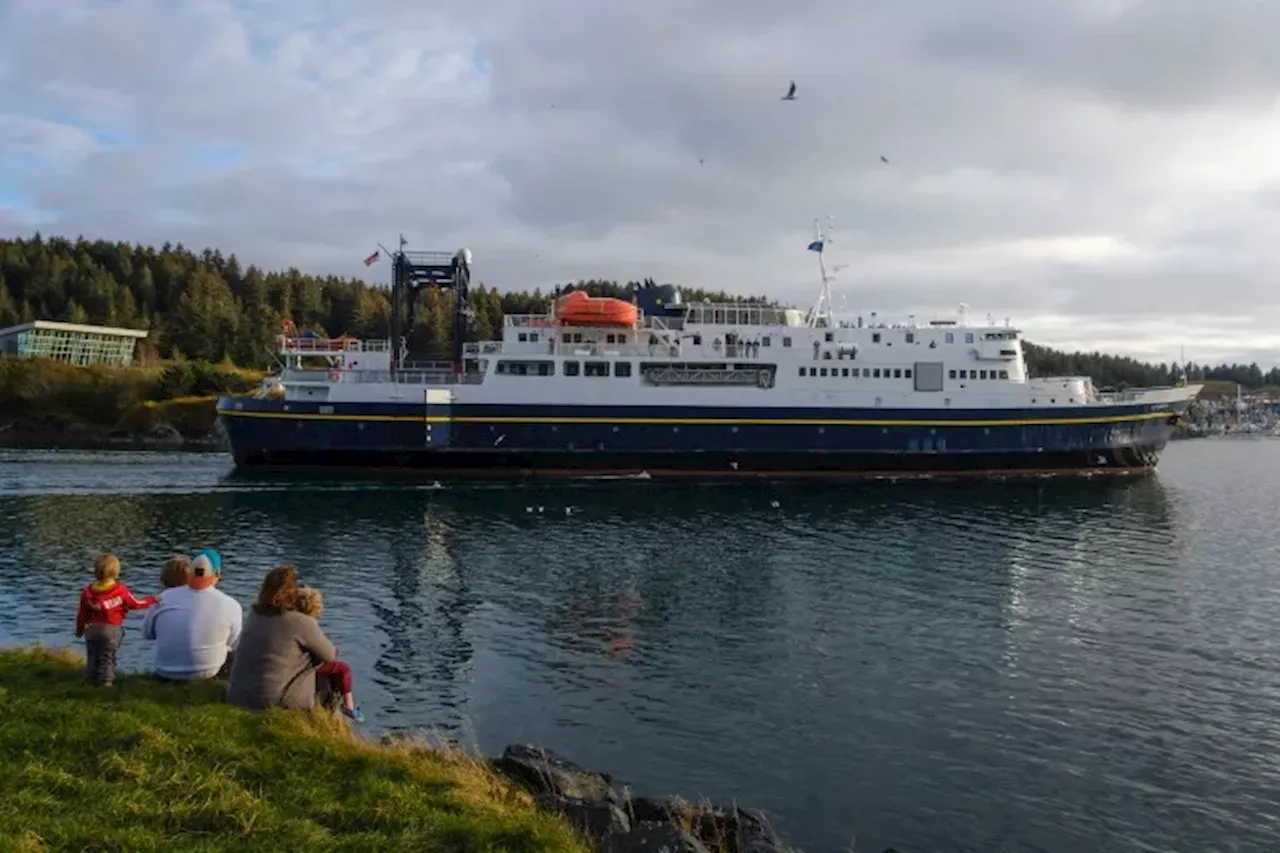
<box><xmin>75</xmin><ymin>554</ymin><xmax>158</xmax><ymax>686</ymax></box>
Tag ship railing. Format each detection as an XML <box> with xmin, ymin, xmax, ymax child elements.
<box><xmin>281</xmin><ymin>368</ymin><xmax>483</xmax><ymax>386</ymax></box>
<box><xmin>556</xmin><ymin>341</ymin><xmax>681</xmax><ymax>358</ymax></box>
<box><xmin>1096</xmin><ymin>384</ymin><xmax>1180</xmax><ymax>403</ymax></box>
<box><xmin>277</xmin><ymin>336</ymin><xmax>389</xmax><ymax>354</ymax></box>
<box><xmin>503</xmin><ymin>314</ymin><xmax>554</xmax><ymax>328</ymax></box>
<box><xmin>464</xmin><ymin>341</ymin><xmax>504</xmax><ymax>356</ymax></box>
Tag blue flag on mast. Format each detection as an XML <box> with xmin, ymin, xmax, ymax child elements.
<box><xmin>807</xmin><ymin>239</ymin><xmax>824</xmax><ymax>253</ymax></box>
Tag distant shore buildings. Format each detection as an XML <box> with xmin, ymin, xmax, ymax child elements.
<box><xmin>0</xmin><ymin>320</ymin><xmax>148</xmax><ymax>367</ymax></box>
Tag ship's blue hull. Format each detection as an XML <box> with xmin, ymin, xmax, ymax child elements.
<box><xmin>216</xmin><ymin>396</ymin><xmax>1188</xmax><ymax>478</ymax></box>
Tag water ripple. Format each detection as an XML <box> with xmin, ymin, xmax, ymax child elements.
<box><xmin>3</xmin><ymin>443</ymin><xmax>1280</xmax><ymax>851</ymax></box>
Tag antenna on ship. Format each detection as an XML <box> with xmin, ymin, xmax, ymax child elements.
<box><xmin>806</xmin><ymin>217</ymin><xmax>837</xmax><ymax>327</ymax></box>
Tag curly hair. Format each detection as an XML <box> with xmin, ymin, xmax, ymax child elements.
<box><xmin>294</xmin><ymin>586</ymin><xmax>324</xmax><ymax>618</ymax></box>
<box><xmin>252</xmin><ymin>564</ymin><xmax>300</xmax><ymax>615</ymax></box>
<box><xmin>159</xmin><ymin>555</ymin><xmax>192</xmax><ymax>589</ymax></box>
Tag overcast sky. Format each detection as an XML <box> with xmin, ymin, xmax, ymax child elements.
<box><xmin>2</xmin><ymin>0</ymin><xmax>1279</xmax><ymax>366</ymax></box>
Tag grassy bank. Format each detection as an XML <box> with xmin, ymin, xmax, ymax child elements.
<box><xmin>0</xmin><ymin>358</ymin><xmax>263</xmax><ymax>447</ymax></box>
<box><xmin>0</xmin><ymin>647</ymin><xmax>589</xmax><ymax>853</ymax></box>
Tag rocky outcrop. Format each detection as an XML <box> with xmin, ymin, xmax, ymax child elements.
<box><xmin>493</xmin><ymin>744</ymin><xmax>800</xmax><ymax>853</ymax></box>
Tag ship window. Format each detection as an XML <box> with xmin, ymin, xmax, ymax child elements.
<box><xmin>945</xmin><ymin>332</ymin><xmax>954</xmax><ymax>343</ymax></box>
<box><xmin>820</xmin><ymin>367</ymin><xmax>828</xmax><ymax>377</ymax></box>
<box><xmin>798</xmin><ymin>367</ymin><xmax>805</xmax><ymax>377</ymax></box>
<box><xmin>538</xmin><ymin>362</ymin><xmax>553</xmax><ymax>376</ymax></box>
<box><xmin>893</xmin><ymin>369</ymin><xmax>902</xmax><ymax>378</ymax></box>
<box><xmin>999</xmin><ymin>370</ymin><xmax>1008</xmax><ymax>379</ymax></box>
<box><xmin>614</xmin><ymin>362</ymin><xmax>632</xmax><ymax>378</ymax></box>
<box><xmin>762</xmin><ymin>336</ymin><xmax>771</xmax><ymax>347</ymax></box>
<box><xmin>693</xmin><ymin>335</ymin><xmax>702</xmax><ymax>345</ymax></box>
<box><xmin>980</xmin><ymin>370</ymin><xmax>988</xmax><ymax>379</ymax></box>
<box><xmin>530</xmin><ymin>333</ymin><xmax>539</xmax><ymax>343</ymax></box>
<box><xmin>906</xmin><ymin>332</ymin><xmax>914</xmax><ymax>344</ymax></box>
<box><xmin>965</xmin><ymin>333</ymin><xmax>974</xmax><ymax>343</ymax></box>
<box><xmin>872</xmin><ymin>333</ymin><xmax>881</xmax><ymax>343</ymax></box>
<box><xmin>808</xmin><ymin>367</ymin><xmax>817</xmax><ymax>377</ymax></box>
<box><xmin>842</xmin><ymin>368</ymin><xmax>849</xmax><ymax>377</ymax></box>
<box><xmin>606</xmin><ymin>334</ymin><xmax>616</xmax><ymax>344</ymax></box>
<box><xmin>518</xmin><ymin>333</ymin><xmax>528</xmax><ymax>342</ymax></box>
<box><xmin>905</xmin><ymin>368</ymin><xmax>913</xmax><ymax>378</ymax></box>
<box><xmin>585</xmin><ymin>361</ymin><xmax>609</xmax><ymax>377</ymax></box>
<box><xmin>618</xmin><ymin>334</ymin><xmax>627</xmax><ymax>344</ymax></box>
<box><xmin>873</xmin><ymin>368</ymin><xmax>881</xmax><ymax>378</ymax></box>
<box><xmin>863</xmin><ymin>368</ymin><xmax>870</xmax><ymax>377</ymax></box>
<box><xmin>949</xmin><ymin>370</ymin><xmax>957</xmax><ymax>379</ymax></box>
<box><xmin>783</xmin><ymin>336</ymin><xmax>792</xmax><ymax>347</ymax></box>
<box><xmin>824</xmin><ymin>332</ymin><xmax>834</xmax><ymax>342</ymax></box>
<box><xmin>564</xmin><ymin>360</ymin><xmax>580</xmax><ymax>376</ymax></box>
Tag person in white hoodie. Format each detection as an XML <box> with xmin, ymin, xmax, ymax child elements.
<box><xmin>142</xmin><ymin>548</ymin><xmax>243</xmax><ymax>680</ymax></box>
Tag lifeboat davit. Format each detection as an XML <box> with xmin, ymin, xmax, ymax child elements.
<box><xmin>555</xmin><ymin>291</ymin><xmax>638</xmax><ymax>328</ymax></box>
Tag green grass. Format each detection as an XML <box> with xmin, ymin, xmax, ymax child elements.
<box><xmin>0</xmin><ymin>647</ymin><xmax>590</xmax><ymax>853</ymax></box>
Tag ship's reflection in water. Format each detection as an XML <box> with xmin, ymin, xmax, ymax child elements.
<box><xmin>8</xmin><ymin>452</ymin><xmax>1280</xmax><ymax>853</ymax></box>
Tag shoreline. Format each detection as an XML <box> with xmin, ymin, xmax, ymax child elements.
<box><xmin>2</xmin><ymin>646</ymin><xmax>817</xmax><ymax>853</ymax></box>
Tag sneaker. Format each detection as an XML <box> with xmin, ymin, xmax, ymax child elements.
<box><xmin>342</xmin><ymin>706</ymin><xmax>365</xmax><ymax>723</ymax></box>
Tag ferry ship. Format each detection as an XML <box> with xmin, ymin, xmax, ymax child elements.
<box><xmin>216</xmin><ymin>239</ymin><xmax>1200</xmax><ymax>477</ymax></box>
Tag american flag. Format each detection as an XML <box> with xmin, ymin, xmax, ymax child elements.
<box><xmin>363</xmin><ymin>250</ymin><xmax>380</xmax><ymax>266</ymax></box>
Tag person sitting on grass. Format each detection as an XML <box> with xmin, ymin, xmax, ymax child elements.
<box><xmin>227</xmin><ymin>564</ymin><xmax>346</xmax><ymax>715</ymax></box>
<box><xmin>295</xmin><ymin>586</ymin><xmax>364</xmax><ymax>723</ymax></box>
<box><xmin>158</xmin><ymin>555</ymin><xmax>193</xmax><ymax>596</ymax></box>
<box><xmin>74</xmin><ymin>554</ymin><xmax>158</xmax><ymax>687</ymax></box>
<box><xmin>142</xmin><ymin>548</ymin><xmax>243</xmax><ymax>681</ymax></box>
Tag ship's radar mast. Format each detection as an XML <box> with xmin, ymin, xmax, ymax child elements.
<box><xmin>805</xmin><ymin>216</ymin><xmax>838</xmax><ymax>328</ymax></box>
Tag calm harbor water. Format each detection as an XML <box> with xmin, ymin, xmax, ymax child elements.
<box><xmin>3</xmin><ymin>442</ymin><xmax>1280</xmax><ymax>852</ymax></box>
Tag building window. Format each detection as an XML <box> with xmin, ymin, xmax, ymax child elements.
<box><xmin>564</xmin><ymin>360</ymin><xmax>580</xmax><ymax>376</ymax></box>
<box><xmin>615</xmin><ymin>362</ymin><xmax>632</xmax><ymax>377</ymax></box>
<box><xmin>585</xmin><ymin>361</ymin><xmax>609</xmax><ymax>377</ymax></box>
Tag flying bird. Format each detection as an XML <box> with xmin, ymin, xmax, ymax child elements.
<box><xmin>880</xmin><ymin>155</ymin><xmax>890</xmax><ymax>164</ymax></box>
<box><xmin>782</xmin><ymin>81</ymin><xmax>797</xmax><ymax>100</ymax></box>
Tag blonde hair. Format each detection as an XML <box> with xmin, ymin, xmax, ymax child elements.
<box><xmin>160</xmin><ymin>555</ymin><xmax>193</xmax><ymax>589</ymax></box>
<box><xmin>94</xmin><ymin>554</ymin><xmax>120</xmax><ymax>583</ymax></box>
<box><xmin>295</xmin><ymin>586</ymin><xmax>324</xmax><ymax>618</ymax></box>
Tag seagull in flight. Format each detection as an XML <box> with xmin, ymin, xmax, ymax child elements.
<box><xmin>782</xmin><ymin>81</ymin><xmax>797</xmax><ymax>100</ymax></box>
<box><xmin>880</xmin><ymin>155</ymin><xmax>890</xmax><ymax>164</ymax></box>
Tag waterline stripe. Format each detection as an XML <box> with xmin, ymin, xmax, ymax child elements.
<box><xmin>217</xmin><ymin>409</ymin><xmax>1177</xmax><ymax>428</ymax></box>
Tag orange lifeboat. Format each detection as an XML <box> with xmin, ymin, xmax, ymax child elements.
<box><xmin>555</xmin><ymin>291</ymin><xmax>638</xmax><ymax>328</ymax></box>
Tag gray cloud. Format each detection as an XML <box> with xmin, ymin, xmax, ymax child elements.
<box><xmin>0</xmin><ymin>0</ymin><xmax>1278</xmax><ymax>364</ymax></box>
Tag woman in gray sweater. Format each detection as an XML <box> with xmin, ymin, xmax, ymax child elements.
<box><xmin>227</xmin><ymin>564</ymin><xmax>338</xmax><ymax>711</ymax></box>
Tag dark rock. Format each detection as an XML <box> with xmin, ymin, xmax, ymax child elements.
<box><xmin>601</xmin><ymin>822</ymin><xmax>709</xmax><ymax>853</ymax></box>
<box><xmin>621</xmin><ymin>797</ymin><xmax>781</xmax><ymax>853</ymax></box>
<box><xmin>534</xmin><ymin>793</ymin><xmax>630</xmax><ymax>839</ymax></box>
<box><xmin>496</xmin><ymin>744</ymin><xmax>616</xmax><ymax>802</ymax></box>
